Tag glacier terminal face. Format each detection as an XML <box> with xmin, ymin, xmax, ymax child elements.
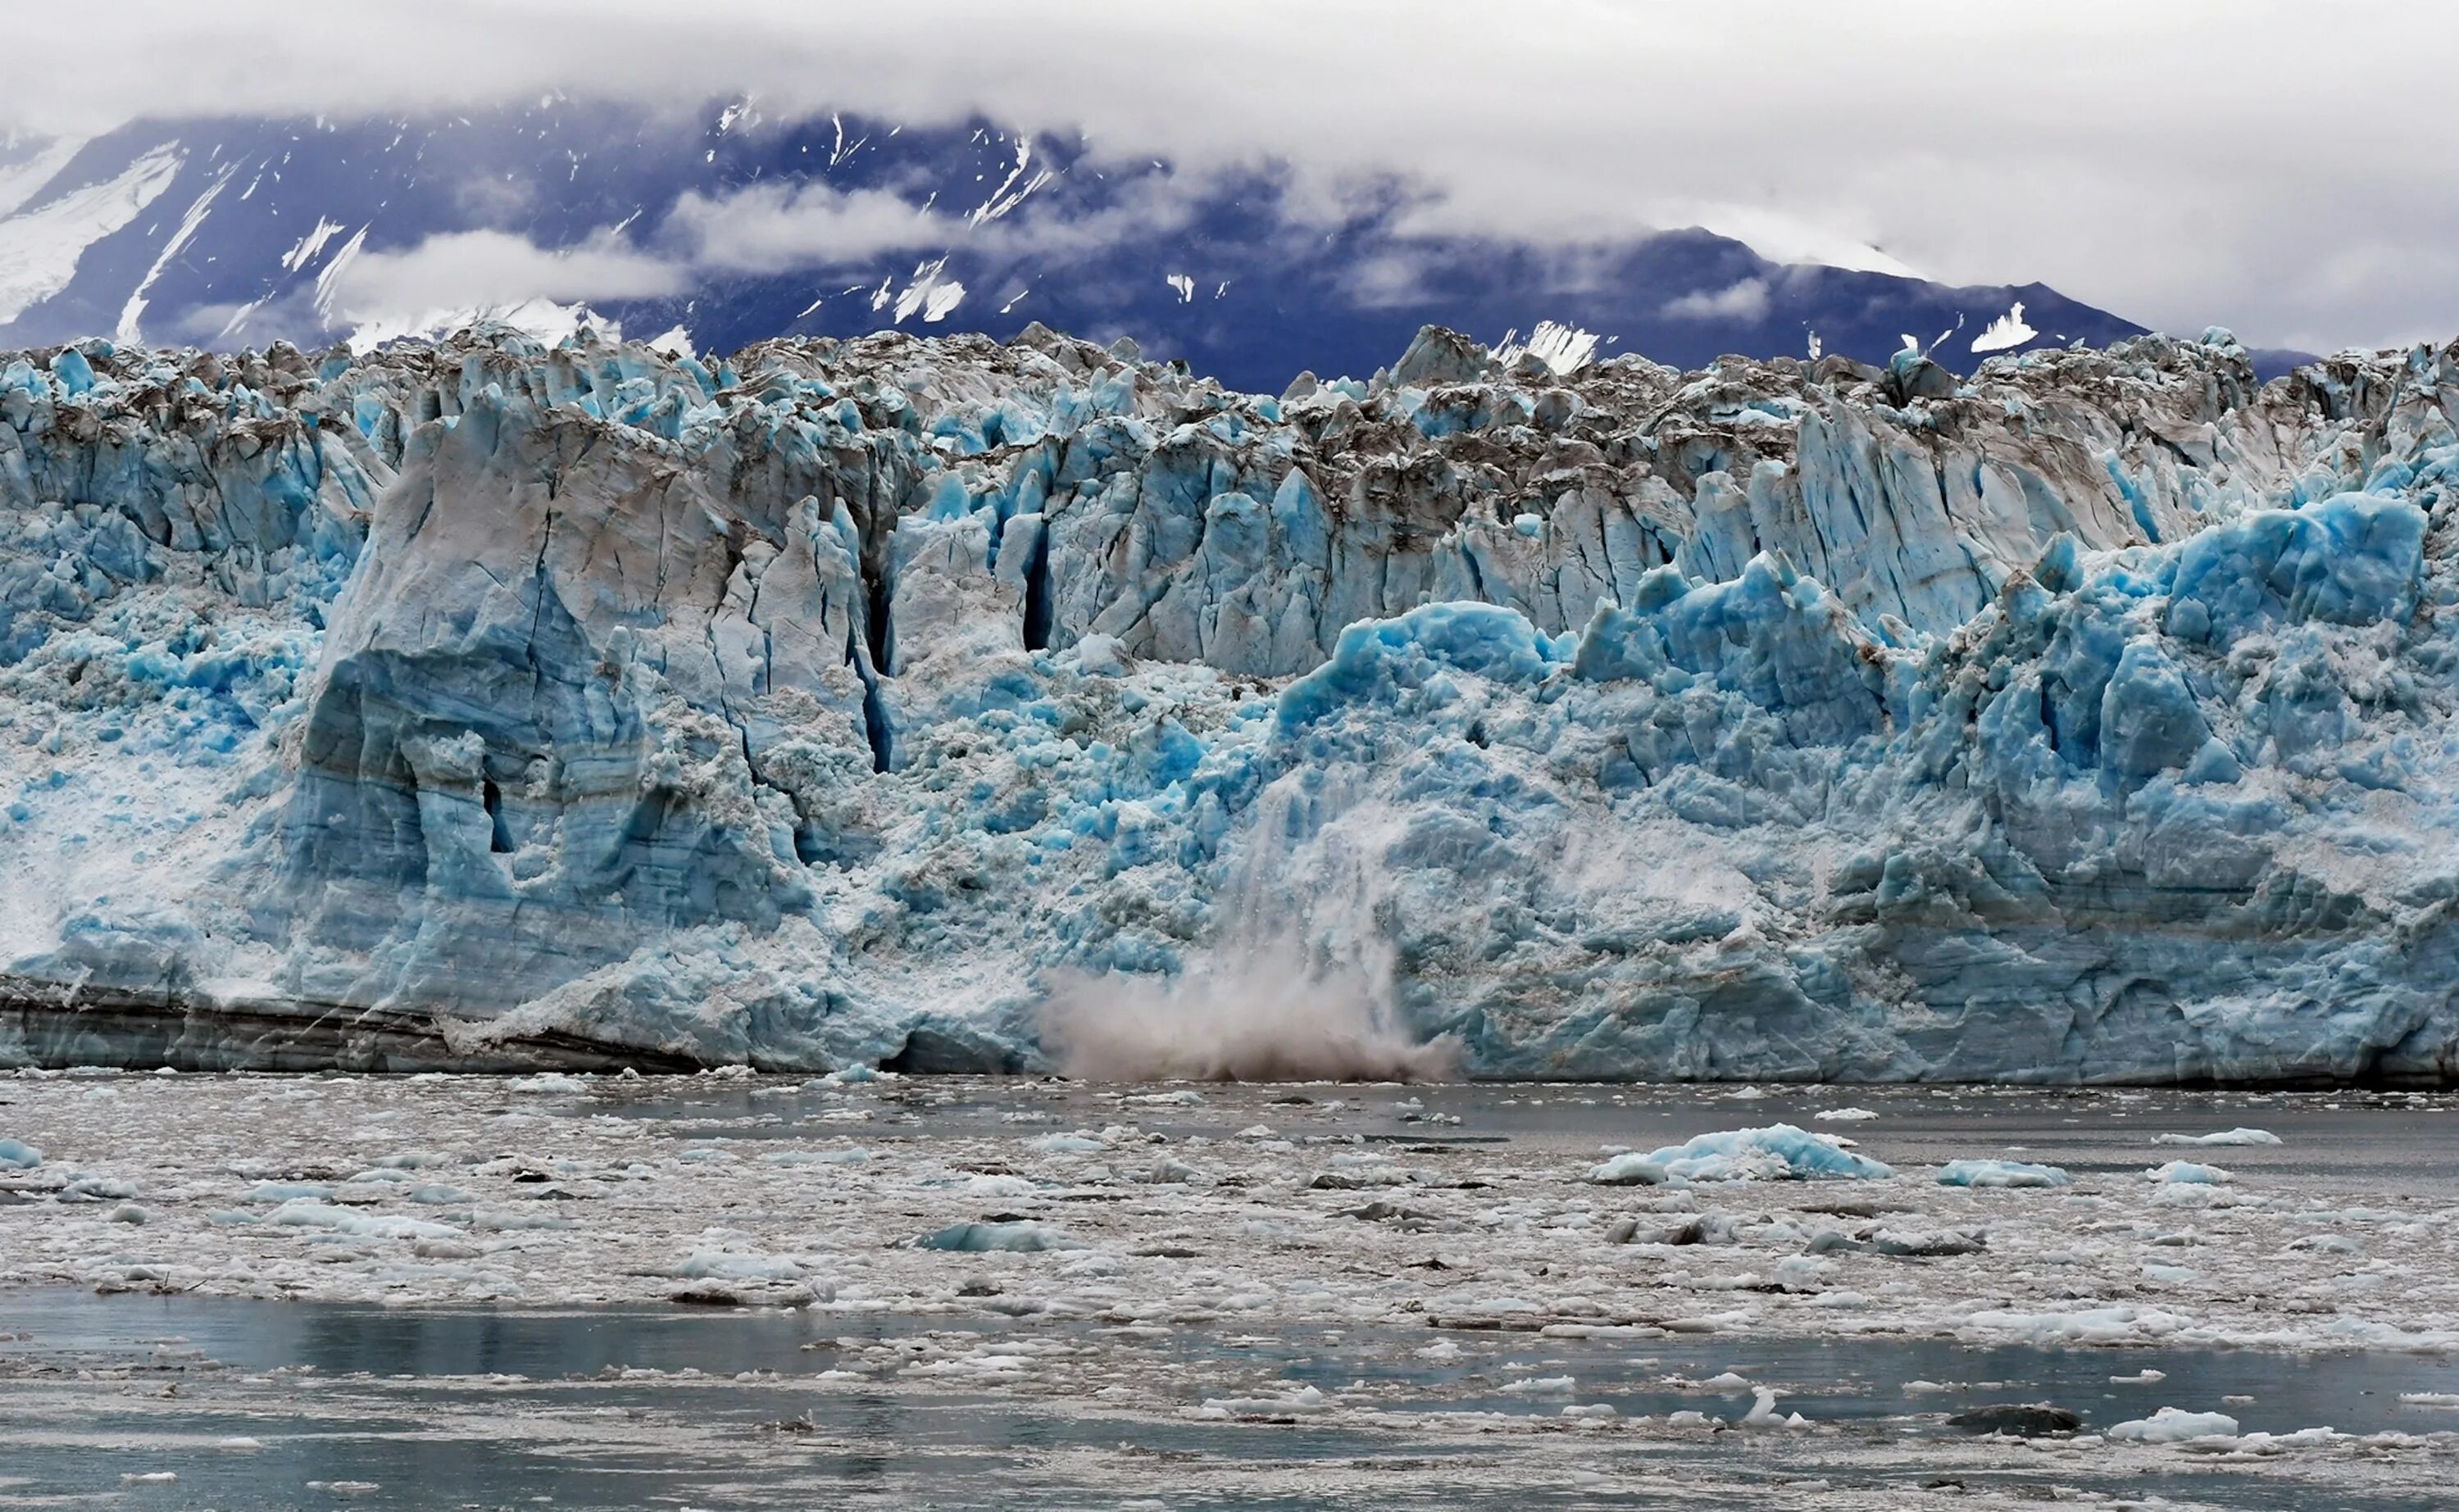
<box><xmin>2</xmin><ymin>320</ymin><xmax>2457</xmax><ymax>1082</ymax></box>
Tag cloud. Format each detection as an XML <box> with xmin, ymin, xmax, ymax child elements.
<box><xmin>6</xmin><ymin>1</ymin><xmax>2458</xmax><ymax>351</ymax></box>
<box><xmin>1345</xmin><ymin>249</ymin><xmax>1435</xmax><ymax>308</ymax></box>
<box><xmin>331</xmin><ymin>229</ymin><xmax>687</xmax><ymax>316</ymax></box>
<box><xmin>666</xmin><ymin>182</ymin><xmax>948</xmax><ymax>273</ymax></box>
<box><xmin>1661</xmin><ymin>278</ymin><xmax>1770</xmax><ymax>322</ymax></box>
<box><xmin>974</xmin><ymin>170</ymin><xmax>1211</xmax><ymax>261</ymax></box>
<box><xmin>322</xmin><ymin>170</ymin><xmax>1208</xmax><ymax>329</ymax></box>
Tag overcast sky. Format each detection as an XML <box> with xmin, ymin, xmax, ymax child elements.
<box><xmin>12</xmin><ymin>0</ymin><xmax>2456</xmax><ymax>352</ymax></box>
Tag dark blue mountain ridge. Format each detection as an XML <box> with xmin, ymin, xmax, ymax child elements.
<box><xmin>0</xmin><ymin>98</ymin><xmax>2164</xmax><ymax>387</ymax></box>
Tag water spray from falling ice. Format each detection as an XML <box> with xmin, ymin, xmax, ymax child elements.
<box><xmin>1039</xmin><ymin>775</ymin><xmax>1462</xmax><ymax>1083</ymax></box>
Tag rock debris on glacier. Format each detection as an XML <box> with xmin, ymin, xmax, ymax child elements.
<box><xmin>2</xmin><ymin>318</ymin><xmax>2459</xmax><ymax>1078</ymax></box>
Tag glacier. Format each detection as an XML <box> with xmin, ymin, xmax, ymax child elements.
<box><xmin>2</xmin><ymin>317</ymin><xmax>2457</xmax><ymax>1081</ymax></box>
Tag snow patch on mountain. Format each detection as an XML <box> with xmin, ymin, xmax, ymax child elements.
<box><xmin>969</xmin><ymin>134</ymin><xmax>1051</xmax><ymax>227</ymax></box>
<box><xmin>280</xmin><ymin>216</ymin><xmax>349</xmax><ymax>274</ymax></box>
<box><xmin>0</xmin><ymin>144</ymin><xmax>182</xmax><ymax>324</ymax></box>
<box><xmin>343</xmin><ymin>295</ymin><xmax>613</xmax><ymax>352</ymax></box>
<box><xmin>116</xmin><ymin>164</ymin><xmax>234</xmax><ymax>345</ymax></box>
<box><xmin>1681</xmin><ymin>204</ymin><xmax>1923</xmax><ymax>280</ymax></box>
<box><xmin>0</xmin><ymin>137</ymin><xmax>90</xmax><ymax>220</ymax></box>
<box><xmin>1970</xmin><ymin>301</ymin><xmax>2040</xmax><ymax>354</ymax></box>
<box><xmin>309</xmin><ymin>225</ymin><xmax>368</xmax><ymax>320</ymax></box>
<box><xmin>891</xmin><ymin>257</ymin><xmax>965</xmax><ymax>324</ymax></box>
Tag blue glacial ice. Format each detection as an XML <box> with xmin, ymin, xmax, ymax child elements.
<box><xmin>917</xmin><ymin>1221</ymin><xmax>1084</xmax><ymax>1253</ymax></box>
<box><xmin>1607</xmin><ymin>1124</ymin><xmax>1894</xmax><ymax>1182</ymax></box>
<box><xmin>2147</xmin><ymin>1160</ymin><xmax>2234</xmax><ymax>1185</ymax></box>
<box><xmin>2151</xmin><ymin>1127</ymin><xmax>2282</xmax><ymax>1146</ymax></box>
<box><xmin>3</xmin><ymin>321</ymin><xmax>2459</xmax><ymax>1081</ymax></box>
<box><xmin>1936</xmin><ymin>1159</ymin><xmax>2071</xmax><ymax>1188</ymax></box>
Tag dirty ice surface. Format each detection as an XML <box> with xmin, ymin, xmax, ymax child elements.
<box><xmin>4</xmin><ymin>1072</ymin><xmax>2458</xmax><ymax>1506</ymax></box>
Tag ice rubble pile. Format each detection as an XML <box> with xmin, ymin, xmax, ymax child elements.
<box><xmin>3</xmin><ymin>317</ymin><xmax>2459</xmax><ymax>1079</ymax></box>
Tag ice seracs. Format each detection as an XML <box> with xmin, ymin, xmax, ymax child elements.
<box><xmin>1491</xmin><ymin>320</ymin><xmax>1600</xmax><ymax>375</ymax></box>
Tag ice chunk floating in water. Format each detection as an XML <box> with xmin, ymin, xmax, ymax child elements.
<box><xmin>2107</xmin><ymin>1407</ymin><xmax>2242</xmax><ymax>1442</ymax></box>
<box><xmin>2148</xmin><ymin>1161</ymin><xmax>2234</xmax><ymax>1185</ymax></box>
<box><xmin>1586</xmin><ymin>1151</ymin><xmax>1671</xmax><ymax>1186</ymax></box>
<box><xmin>1619</xmin><ymin>1125</ymin><xmax>1893</xmax><ymax>1183</ymax></box>
<box><xmin>1938</xmin><ymin>1159</ymin><xmax>2070</xmax><ymax>1188</ymax></box>
<box><xmin>2152</xmin><ymin>1128</ymin><xmax>2282</xmax><ymax>1146</ymax></box>
<box><xmin>917</xmin><ymin>1222</ymin><xmax>1084</xmax><ymax>1253</ymax></box>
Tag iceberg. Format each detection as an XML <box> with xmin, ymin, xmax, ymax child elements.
<box><xmin>1620</xmin><ymin>1124</ymin><xmax>1893</xmax><ymax>1182</ymax></box>
<box><xmin>916</xmin><ymin>1221</ymin><xmax>1083</xmax><ymax>1253</ymax></box>
<box><xmin>1586</xmin><ymin>1151</ymin><xmax>1671</xmax><ymax>1186</ymax></box>
<box><xmin>1937</xmin><ymin>1158</ymin><xmax>2070</xmax><ymax>1188</ymax></box>
<box><xmin>2</xmin><ymin>319</ymin><xmax>2459</xmax><ymax>1083</ymax></box>
<box><xmin>261</xmin><ymin>1199</ymin><xmax>461</xmax><ymax>1242</ymax></box>
<box><xmin>2106</xmin><ymin>1406</ymin><xmax>2241</xmax><ymax>1443</ymax></box>
<box><xmin>2148</xmin><ymin>1160</ymin><xmax>2234</xmax><ymax>1185</ymax></box>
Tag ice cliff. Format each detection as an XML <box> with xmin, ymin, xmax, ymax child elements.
<box><xmin>3</xmin><ymin>319</ymin><xmax>2457</xmax><ymax>1081</ymax></box>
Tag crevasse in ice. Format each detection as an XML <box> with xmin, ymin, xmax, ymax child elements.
<box><xmin>2</xmin><ymin>320</ymin><xmax>2457</xmax><ymax>1080</ymax></box>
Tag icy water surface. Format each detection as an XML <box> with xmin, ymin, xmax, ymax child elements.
<box><xmin>3</xmin><ymin>1289</ymin><xmax>2457</xmax><ymax>1510</ymax></box>
<box><xmin>3</xmin><ymin>1075</ymin><xmax>2457</xmax><ymax>1507</ymax></box>
<box><xmin>593</xmin><ymin>1079</ymin><xmax>2459</xmax><ymax>1185</ymax></box>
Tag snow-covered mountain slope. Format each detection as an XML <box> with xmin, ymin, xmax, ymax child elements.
<box><xmin>2</xmin><ymin>320</ymin><xmax>2456</xmax><ymax>1081</ymax></box>
<box><xmin>0</xmin><ymin>104</ymin><xmax>2152</xmax><ymax>393</ymax></box>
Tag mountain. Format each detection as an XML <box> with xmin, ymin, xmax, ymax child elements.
<box><xmin>2246</xmin><ymin>347</ymin><xmax>2325</xmax><ymax>383</ymax></box>
<box><xmin>0</xmin><ymin>102</ymin><xmax>2147</xmax><ymax>388</ymax></box>
<box><xmin>2</xmin><ymin>316</ymin><xmax>2454</xmax><ymax>1080</ymax></box>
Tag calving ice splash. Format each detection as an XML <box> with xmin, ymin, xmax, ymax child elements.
<box><xmin>1038</xmin><ymin>773</ymin><xmax>1461</xmax><ymax>1082</ymax></box>
<box><xmin>2</xmin><ymin>318</ymin><xmax>2458</xmax><ymax>1081</ymax></box>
